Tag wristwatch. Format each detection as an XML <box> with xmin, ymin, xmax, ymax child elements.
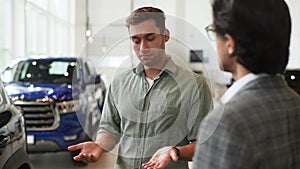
<box><xmin>172</xmin><ymin>146</ymin><xmax>181</xmax><ymax>159</ymax></box>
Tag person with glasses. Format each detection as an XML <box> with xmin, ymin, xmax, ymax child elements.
<box><xmin>68</xmin><ymin>6</ymin><xmax>213</xmax><ymax>169</ymax></box>
<box><xmin>193</xmin><ymin>0</ymin><xmax>300</xmax><ymax>168</ymax></box>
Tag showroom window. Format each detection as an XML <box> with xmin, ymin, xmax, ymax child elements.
<box><xmin>25</xmin><ymin>0</ymin><xmax>75</xmax><ymax>56</ymax></box>
<box><xmin>0</xmin><ymin>0</ymin><xmax>12</xmax><ymax>70</ymax></box>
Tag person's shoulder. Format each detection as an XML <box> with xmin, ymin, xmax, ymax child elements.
<box><xmin>110</xmin><ymin>69</ymin><xmax>134</xmax><ymax>86</ymax></box>
<box><xmin>197</xmin><ymin>105</ymin><xmax>226</xmax><ymax>144</ymax></box>
<box><xmin>198</xmin><ymin>102</ymin><xmax>250</xmax><ymax>141</ymax></box>
<box><xmin>175</xmin><ymin>66</ymin><xmax>206</xmax><ymax>81</ymax></box>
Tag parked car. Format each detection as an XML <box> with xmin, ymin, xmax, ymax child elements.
<box><xmin>284</xmin><ymin>69</ymin><xmax>300</xmax><ymax>95</ymax></box>
<box><xmin>0</xmin><ymin>57</ymin><xmax>106</xmax><ymax>152</ymax></box>
<box><xmin>0</xmin><ymin>80</ymin><xmax>32</xmax><ymax>169</ymax></box>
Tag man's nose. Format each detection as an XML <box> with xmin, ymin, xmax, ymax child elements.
<box><xmin>140</xmin><ymin>40</ymin><xmax>149</xmax><ymax>50</ymax></box>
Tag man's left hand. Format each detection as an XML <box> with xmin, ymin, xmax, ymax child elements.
<box><xmin>142</xmin><ymin>146</ymin><xmax>179</xmax><ymax>169</ymax></box>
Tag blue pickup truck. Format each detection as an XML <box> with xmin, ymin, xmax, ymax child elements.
<box><xmin>0</xmin><ymin>57</ymin><xmax>106</xmax><ymax>152</ymax></box>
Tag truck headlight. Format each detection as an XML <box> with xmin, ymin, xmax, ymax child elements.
<box><xmin>56</xmin><ymin>100</ymin><xmax>80</xmax><ymax>114</ymax></box>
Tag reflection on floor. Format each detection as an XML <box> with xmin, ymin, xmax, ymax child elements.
<box><xmin>29</xmin><ymin>151</ymin><xmax>192</xmax><ymax>169</ymax></box>
<box><xmin>29</xmin><ymin>151</ymin><xmax>116</xmax><ymax>169</ymax></box>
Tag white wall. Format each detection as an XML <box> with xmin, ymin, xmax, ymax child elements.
<box><xmin>75</xmin><ymin>0</ymin><xmax>87</xmax><ymax>56</ymax></box>
<box><xmin>286</xmin><ymin>0</ymin><xmax>300</xmax><ymax>68</ymax></box>
<box><xmin>84</xmin><ymin>0</ymin><xmax>300</xmax><ymax>85</ymax></box>
<box><xmin>85</xmin><ymin>0</ymin><xmax>230</xmax><ymax>84</ymax></box>
<box><xmin>12</xmin><ymin>0</ymin><xmax>26</xmax><ymax>58</ymax></box>
<box><xmin>1</xmin><ymin>0</ymin><xmax>299</xmax><ymax>72</ymax></box>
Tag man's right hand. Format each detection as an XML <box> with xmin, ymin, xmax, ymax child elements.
<box><xmin>68</xmin><ymin>141</ymin><xmax>104</xmax><ymax>163</ymax></box>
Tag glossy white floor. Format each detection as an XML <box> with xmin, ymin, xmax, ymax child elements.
<box><xmin>29</xmin><ymin>151</ymin><xmax>116</xmax><ymax>169</ymax></box>
<box><xmin>29</xmin><ymin>151</ymin><xmax>193</xmax><ymax>169</ymax></box>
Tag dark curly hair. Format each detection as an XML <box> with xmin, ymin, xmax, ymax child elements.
<box><xmin>211</xmin><ymin>0</ymin><xmax>291</xmax><ymax>74</ymax></box>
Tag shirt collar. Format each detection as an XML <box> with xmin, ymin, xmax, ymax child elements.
<box><xmin>221</xmin><ymin>73</ymin><xmax>259</xmax><ymax>104</ymax></box>
<box><xmin>133</xmin><ymin>57</ymin><xmax>177</xmax><ymax>77</ymax></box>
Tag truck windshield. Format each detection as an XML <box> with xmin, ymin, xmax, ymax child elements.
<box><xmin>2</xmin><ymin>60</ymin><xmax>80</xmax><ymax>84</ymax></box>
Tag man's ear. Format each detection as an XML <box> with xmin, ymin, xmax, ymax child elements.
<box><xmin>224</xmin><ymin>34</ymin><xmax>235</xmax><ymax>56</ymax></box>
<box><xmin>163</xmin><ymin>29</ymin><xmax>170</xmax><ymax>42</ymax></box>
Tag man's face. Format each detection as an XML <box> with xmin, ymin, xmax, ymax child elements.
<box><xmin>129</xmin><ymin>19</ymin><xmax>169</xmax><ymax>68</ymax></box>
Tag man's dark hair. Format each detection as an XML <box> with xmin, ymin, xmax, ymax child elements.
<box><xmin>211</xmin><ymin>0</ymin><xmax>291</xmax><ymax>74</ymax></box>
<box><xmin>125</xmin><ymin>6</ymin><xmax>166</xmax><ymax>33</ymax></box>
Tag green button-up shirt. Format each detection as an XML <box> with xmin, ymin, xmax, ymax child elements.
<box><xmin>98</xmin><ymin>58</ymin><xmax>212</xmax><ymax>169</ymax></box>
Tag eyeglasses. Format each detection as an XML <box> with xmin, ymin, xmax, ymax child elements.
<box><xmin>205</xmin><ymin>25</ymin><xmax>217</xmax><ymax>41</ymax></box>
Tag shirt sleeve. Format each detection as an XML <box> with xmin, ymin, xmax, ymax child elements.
<box><xmin>98</xmin><ymin>84</ymin><xmax>122</xmax><ymax>143</ymax></box>
<box><xmin>187</xmin><ymin>76</ymin><xmax>213</xmax><ymax>141</ymax></box>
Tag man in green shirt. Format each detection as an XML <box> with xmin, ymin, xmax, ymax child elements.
<box><xmin>68</xmin><ymin>6</ymin><xmax>212</xmax><ymax>169</ymax></box>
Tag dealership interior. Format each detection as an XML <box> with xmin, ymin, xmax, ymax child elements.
<box><xmin>0</xmin><ymin>0</ymin><xmax>300</xmax><ymax>169</ymax></box>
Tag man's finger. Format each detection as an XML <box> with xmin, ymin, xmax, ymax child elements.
<box><xmin>73</xmin><ymin>154</ymin><xmax>83</xmax><ymax>161</ymax></box>
<box><xmin>68</xmin><ymin>144</ymin><xmax>82</xmax><ymax>151</ymax></box>
<box><xmin>142</xmin><ymin>161</ymin><xmax>155</xmax><ymax>168</ymax></box>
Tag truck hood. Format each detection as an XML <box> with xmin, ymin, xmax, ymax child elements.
<box><xmin>4</xmin><ymin>83</ymin><xmax>80</xmax><ymax>102</ymax></box>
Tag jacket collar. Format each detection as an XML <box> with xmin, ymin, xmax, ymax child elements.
<box><xmin>226</xmin><ymin>74</ymin><xmax>287</xmax><ymax>103</ymax></box>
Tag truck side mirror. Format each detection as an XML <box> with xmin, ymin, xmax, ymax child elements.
<box><xmin>0</xmin><ymin>67</ymin><xmax>13</xmax><ymax>84</ymax></box>
<box><xmin>86</xmin><ymin>74</ymin><xmax>101</xmax><ymax>85</ymax></box>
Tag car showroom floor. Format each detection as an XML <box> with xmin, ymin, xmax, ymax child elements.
<box><xmin>29</xmin><ymin>151</ymin><xmax>116</xmax><ymax>169</ymax></box>
<box><xmin>29</xmin><ymin>151</ymin><xmax>193</xmax><ymax>169</ymax></box>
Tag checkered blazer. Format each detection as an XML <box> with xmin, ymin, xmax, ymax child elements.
<box><xmin>193</xmin><ymin>75</ymin><xmax>300</xmax><ymax>169</ymax></box>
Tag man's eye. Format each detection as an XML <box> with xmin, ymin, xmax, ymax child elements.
<box><xmin>132</xmin><ymin>39</ymin><xmax>141</xmax><ymax>44</ymax></box>
<box><xmin>146</xmin><ymin>36</ymin><xmax>155</xmax><ymax>41</ymax></box>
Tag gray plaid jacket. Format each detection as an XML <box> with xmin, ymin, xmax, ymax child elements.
<box><xmin>193</xmin><ymin>74</ymin><xmax>300</xmax><ymax>169</ymax></box>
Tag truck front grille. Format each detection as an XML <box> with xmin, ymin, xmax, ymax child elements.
<box><xmin>14</xmin><ymin>101</ymin><xmax>59</xmax><ymax>131</ymax></box>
